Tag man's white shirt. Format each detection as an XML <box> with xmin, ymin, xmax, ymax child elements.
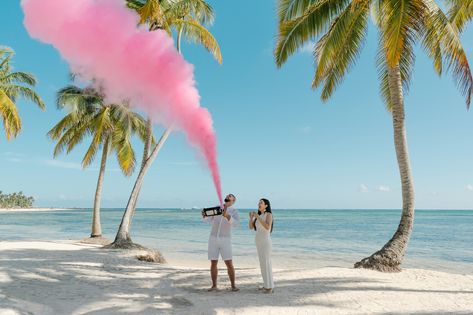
<box><xmin>204</xmin><ymin>206</ymin><xmax>240</xmax><ymax>238</ymax></box>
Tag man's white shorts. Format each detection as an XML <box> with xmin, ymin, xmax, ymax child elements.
<box><xmin>208</xmin><ymin>236</ymin><xmax>232</xmax><ymax>261</ymax></box>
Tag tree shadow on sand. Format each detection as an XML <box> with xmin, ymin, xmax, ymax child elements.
<box><xmin>0</xmin><ymin>244</ymin><xmax>472</xmax><ymax>314</ymax></box>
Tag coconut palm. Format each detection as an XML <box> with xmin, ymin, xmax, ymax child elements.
<box><xmin>0</xmin><ymin>191</ymin><xmax>34</xmax><ymax>208</ymax></box>
<box><xmin>275</xmin><ymin>0</ymin><xmax>472</xmax><ymax>272</ymax></box>
<box><xmin>0</xmin><ymin>46</ymin><xmax>45</xmax><ymax>140</ymax></box>
<box><xmin>48</xmin><ymin>85</ymin><xmax>149</xmax><ymax>239</ymax></box>
<box><xmin>110</xmin><ymin>0</ymin><xmax>222</xmax><ymax>247</ymax></box>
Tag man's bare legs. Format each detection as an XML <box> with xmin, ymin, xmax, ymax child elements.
<box><xmin>208</xmin><ymin>259</ymin><xmax>238</xmax><ymax>291</ymax></box>
<box><xmin>224</xmin><ymin>260</ymin><xmax>239</xmax><ymax>291</ymax></box>
<box><xmin>208</xmin><ymin>260</ymin><xmax>218</xmax><ymax>291</ymax></box>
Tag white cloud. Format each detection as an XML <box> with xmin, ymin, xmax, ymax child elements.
<box><xmin>299</xmin><ymin>41</ymin><xmax>314</xmax><ymax>54</ymax></box>
<box><xmin>2</xmin><ymin>152</ymin><xmax>25</xmax><ymax>163</ymax></box>
<box><xmin>359</xmin><ymin>184</ymin><xmax>369</xmax><ymax>193</ymax></box>
<box><xmin>6</xmin><ymin>158</ymin><xmax>22</xmax><ymax>163</ymax></box>
<box><xmin>2</xmin><ymin>152</ymin><xmax>25</xmax><ymax>157</ymax></box>
<box><xmin>467</xmin><ymin>184</ymin><xmax>473</xmax><ymax>192</ymax></box>
<box><xmin>44</xmin><ymin>159</ymin><xmax>82</xmax><ymax>170</ymax></box>
<box><xmin>377</xmin><ymin>185</ymin><xmax>391</xmax><ymax>192</ymax></box>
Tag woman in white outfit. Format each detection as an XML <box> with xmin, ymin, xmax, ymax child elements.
<box><xmin>249</xmin><ymin>198</ymin><xmax>274</xmax><ymax>293</ymax></box>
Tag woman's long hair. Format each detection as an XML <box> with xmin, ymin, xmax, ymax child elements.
<box><xmin>254</xmin><ymin>198</ymin><xmax>273</xmax><ymax>233</ymax></box>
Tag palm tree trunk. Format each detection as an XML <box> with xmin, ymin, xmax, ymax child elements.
<box><xmin>91</xmin><ymin>136</ymin><xmax>110</xmax><ymax>237</ymax></box>
<box><xmin>141</xmin><ymin>118</ymin><xmax>153</xmax><ymax>169</ymax></box>
<box><xmin>354</xmin><ymin>64</ymin><xmax>415</xmax><ymax>272</ymax></box>
<box><xmin>111</xmin><ymin>128</ymin><xmax>172</xmax><ymax>247</ymax></box>
<box><xmin>177</xmin><ymin>26</ymin><xmax>183</xmax><ymax>54</ymax></box>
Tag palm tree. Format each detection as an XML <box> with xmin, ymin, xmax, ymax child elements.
<box><xmin>275</xmin><ymin>0</ymin><xmax>472</xmax><ymax>272</ymax></box>
<box><xmin>110</xmin><ymin>0</ymin><xmax>222</xmax><ymax>248</ymax></box>
<box><xmin>0</xmin><ymin>46</ymin><xmax>45</xmax><ymax>140</ymax></box>
<box><xmin>48</xmin><ymin>85</ymin><xmax>149</xmax><ymax>239</ymax></box>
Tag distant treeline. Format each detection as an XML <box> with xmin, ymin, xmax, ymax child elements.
<box><xmin>0</xmin><ymin>191</ymin><xmax>34</xmax><ymax>208</ymax></box>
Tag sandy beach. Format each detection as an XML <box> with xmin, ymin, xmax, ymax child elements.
<box><xmin>0</xmin><ymin>241</ymin><xmax>472</xmax><ymax>315</ymax></box>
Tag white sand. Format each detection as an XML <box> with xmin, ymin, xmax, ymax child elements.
<box><xmin>0</xmin><ymin>241</ymin><xmax>472</xmax><ymax>315</ymax></box>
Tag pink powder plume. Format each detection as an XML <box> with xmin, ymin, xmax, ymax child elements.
<box><xmin>22</xmin><ymin>0</ymin><xmax>222</xmax><ymax>204</ymax></box>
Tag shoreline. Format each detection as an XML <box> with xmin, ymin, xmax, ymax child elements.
<box><xmin>1</xmin><ymin>240</ymin><xmax>472</xmax><ymax>314</ymax></box>
<box><xmin>0</xmin><ymin>207</ymin><xmax>78</xmax><ymax>213</ymax></box>
<box><xmin>2</xmin><ymin>207</ymin><xmax>473</xmax><ymax>211</ymax></box>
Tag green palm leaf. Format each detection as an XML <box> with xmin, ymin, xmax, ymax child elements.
<box><xmin>175</xmin><ymin>17</ymin><xmax>222</xmax><ymax>63</ymax></box>
<box><xmin>0</xmin><ymin>46</ymin><xmax>44</xmax><ymax>140</ymax></box>
<box><xmin>2</xmin><ymin>84</ymin><xmax>45</xmax><ymax>110</ymax></box>
<box><xmin>0</xmin><ymin>90</ymin><xmax>21</xmax><ymax>140</ymax></box>
<box><xmin>278</xmin><ymin>0</ymin><xmax>319</xmax><ymax>22</ymax></box>
<box><xmin>0</xmin><ymin>71</ymin><xmax>37</xmax><ymax>86</ymax></box>
<box><xmin>424</xmin><ymin>0</ymin><xmax>473</xmax><ymax>106</ymax></box>
<box><xmin>274</xmin><ymin>0</ymin><xmax>351</xmax><ymax>67</ymax></box>
<box><xmin>313</xmin><ymin>0</ymin><xmax>370</xmax><ymax>100</ymax></box>
<box><xmin>446</xmin><ymin>0</ymin><xmax>473</xmax><ymax>32</ymax></box>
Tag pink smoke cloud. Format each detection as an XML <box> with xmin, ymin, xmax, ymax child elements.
<box><xmin>22</xmin><ymin>0</ymin><xmax>222</xmax><ymax>204</ymax></box>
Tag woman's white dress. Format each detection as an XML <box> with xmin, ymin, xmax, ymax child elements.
<box><xmin>255</xmin><ymin>213</ymin><xmax>274</xmax><ymax>289</ymax></box>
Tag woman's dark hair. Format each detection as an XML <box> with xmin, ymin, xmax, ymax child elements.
<box><xmin>254</xmin><ymin>198</ymin><xmax>273</xmax><ymax>233</ymax></box>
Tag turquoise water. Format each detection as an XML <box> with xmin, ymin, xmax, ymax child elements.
<box><xmin>1</xmin><ymin>209</ymin><xmax>472</xmax><ymax>273</ymax></box>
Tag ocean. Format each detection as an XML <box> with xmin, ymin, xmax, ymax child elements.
<box><xmin>1</xmin><ymin>208</ymin><xmax>472</xmax><ymax>273</ymax></box>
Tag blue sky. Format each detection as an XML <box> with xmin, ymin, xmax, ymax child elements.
<box><xmin>1</xmin><ymin>0</ymin><xmax>473</xmax><ymax>209</ymax></box>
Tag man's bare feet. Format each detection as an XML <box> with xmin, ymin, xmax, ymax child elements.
<box><xmin>207</xmin><ymin>286</ymin><xmax>218</xmax><ymax>292</ymax></box>
<box><xmin>231</xmin><ymin>286</ymin><xmax>240</xmax><ymax>292</ymax></box>
<box><xmin>262</xmin><ymin>288</ymin><xmax>273</xmax><ymax>294</ymax></box>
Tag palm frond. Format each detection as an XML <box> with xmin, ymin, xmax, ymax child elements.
<box><xmin>0</xmin><ymin>47</ymin><xmax>13</xmax><ymax>71</ymax></box>
<box><xmin>421</xmin><ymin>6</ymin><xmax>443</xmax><ymax>76</ymax></box>
<box><xmin>131</xmin><ymin>111</ymin><xmax>153</xmax><ymax>144</ymax></box>
<box><xmin>126</xmin><ymin>0</ymin><xmax>145</xmax><ymax>11</ymax></box>
<box><xmin>379</xmin><ymin>0</ymin><xmax>425</xmax><ymax>68</ymax></box>
<box><xmin>167</xmin><ymin>0</ymin><xmax>214</xmax><ymax>25</ymax></box>
<box><xmin>446</xmin><ymin>0</ymin><xmax>473</xmax><ymax>33</ymax></box>
<box><xmin>112</xmin><ymin>129</ymin><xmax>136</xmax><ymax>176</ymax></box>
<box><xmin>0</xmin><ymin>71</ymin><xmax>37</xmax><ymax>86</ymax></box>
<box><xmin>56</xmin><ymin>85</ymin><xmax>102</xmax><ymax>112</ymax></box>
<box><xmin>274</xmin><ymin>0</ymin><xmax>351</xmax><ymax>67</ymax></box>
<box><xmin>175</xmin><ymin>17</ymin><xmax>222</xmax><ymax>64</ymax></box>
<box><xmin>313</xmin><ymin>0</ymin><xmax>370</xmax><ymax>101</ymax></box>
<box><xmin>82</xmin><ymin>135</ymin><xmax>102</xmax><ymax>168</ymax></box>
<box><xmin>424</xmin><ymin>0</ymin><xmax>473</xmax><ymax>107</ymax></box>
<box><xmin>47</xmin><ymin>113</ymin><xmax>79</xmax><ymax>140</ymax></box>
<box><xmin>278</xmin><ymin>0</ymin><xmax>319</xmax><ymax>22</ymax></box>
<box><xmin>52</xmin><ymin>118</ymin><xmax>91</xmax><ymax>157</ymax></box>
<box><xmin>0</xmin><ymin>89</ymin><xmax>21</xmax><ymax>140</ymax></box>
<box><xmin>1</xmin><ymin>84</ymin><xmax>45</xmax><ymax>110</ymax></box>
<box><xmin>82</xmin><ymin>107</ymin><xmax>112</xmax><ymax>156</ymax></box>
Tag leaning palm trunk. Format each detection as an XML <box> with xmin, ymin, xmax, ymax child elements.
<box><xmin>355</xmin><ymin>65</ymin><xmax>415</xmax><ymax>272</ymax></box>
<box><xmin>110</xmin><ymin>128</ymin><xmax>172</xmax><ymax>247</ymax></box>
<box><xmin>91</xmin><ymin>136</ymin><xmax>110</xmax><ymax>237</ymax></box>
<box><xmin>141</xmin><ymin>118</ymin><xmax>153</xmax><ymax>170</ymax></box>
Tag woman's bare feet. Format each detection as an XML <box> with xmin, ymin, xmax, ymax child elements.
<box><xmin>263</xmin><ymin>288</ymin><xmax>273</xmax><ymax>294</ymax></box>
<box><xmin>231</xmin><ymin>286</ymin><xmax>240</xmax><ymax>292</ymax></box>
<box><xmin>207</xmin><ymin>286</ymin><xmax>218</xmax><ymax>292</ymax></box>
